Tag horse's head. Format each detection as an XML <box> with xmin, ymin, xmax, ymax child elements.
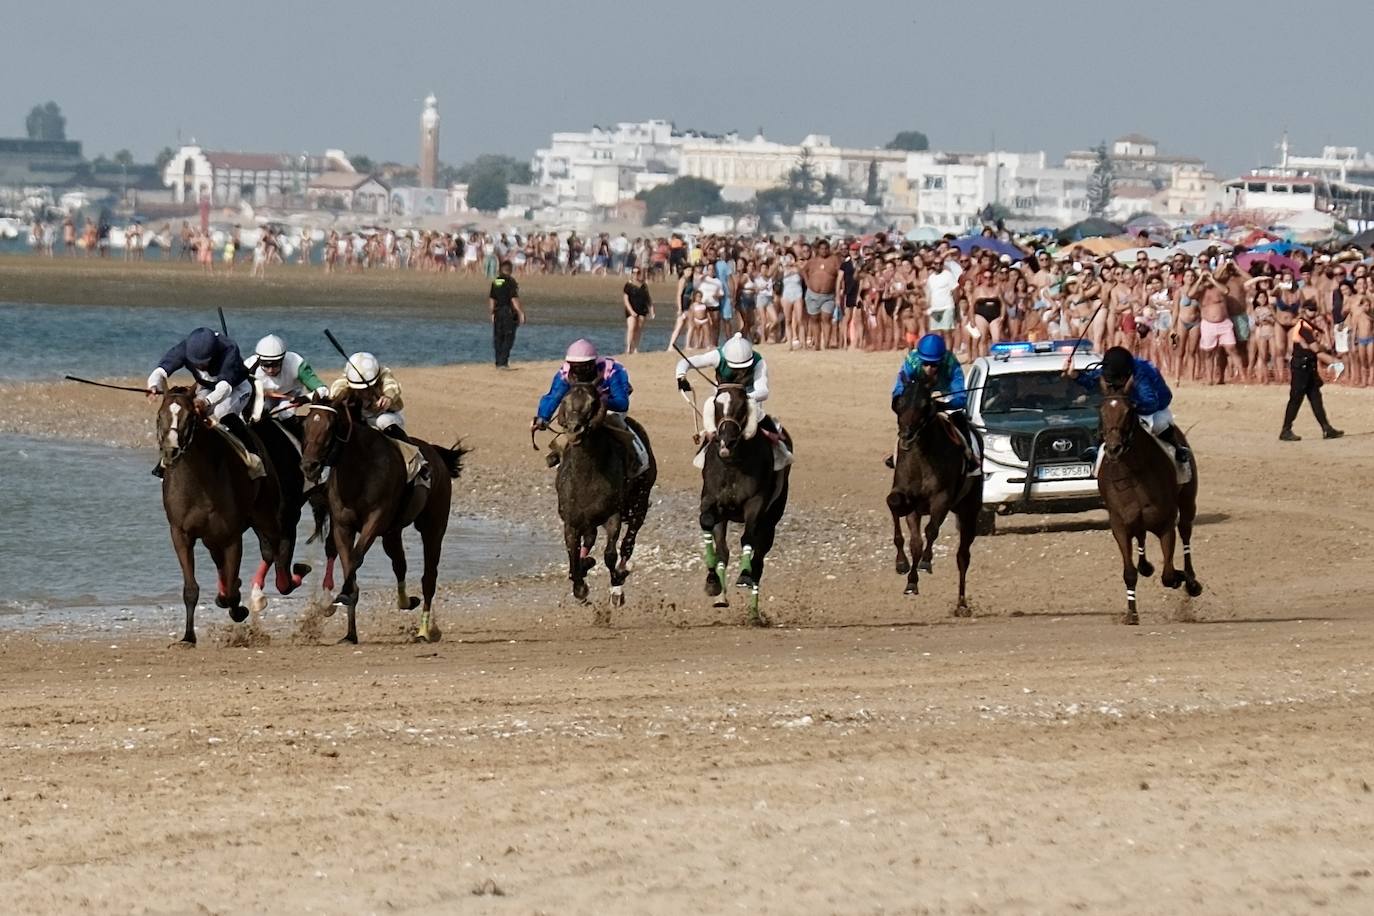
<box><xmin>558</xmin><ymin>383</ymin><xmax>605</xmax><ymax>445</ymax></box>
<box><xmin>156</xmin><ymin>387</ymin><xmax>201</xmax><ymax>468</ymax></box>
<box><xmin>1098</xmin><ymin>379</ymin><xmax>1137</xmax><ymax>460</ymax></box>
<box><xmin>894</xmin><ymin>372</ymin><xmax>937</xmax><ymax>444</ymax></box>
<box><xmin>712</xmin><ymin>384</ymin><xmax>757</xmax><ymax>459</ymax></box>
<box><xmin>300</xmin><ymin>397</ymin><xmax>348</xmax><ymax>482</ymax></box>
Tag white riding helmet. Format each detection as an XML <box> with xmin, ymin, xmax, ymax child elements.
<box><xmin>722</xmin><ymin>334</ymin><xmax>755</xmax><ymax>369</ymax></box>
<box><xmin>255</xmin><ymin>334</ymin><xmax>287</xmax><ymax>362</ymax></box>
<box><xmin>345</xmin><ymin>352</ymin><xmax>381</xmax><ymax>389</ymax></box>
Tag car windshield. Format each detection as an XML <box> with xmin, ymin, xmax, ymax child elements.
<box><xmin>980</xmin><ymin>370</ymin><xmax>1100</xmax><ymax>414</ymax></box>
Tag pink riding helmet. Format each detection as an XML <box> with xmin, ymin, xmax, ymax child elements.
<box><xmin>565</xmin><ymin>339</ymin><xmax>598</xmax><ymax>363</ymax></box>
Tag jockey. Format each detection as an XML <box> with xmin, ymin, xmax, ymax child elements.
<box><xmin>1065</xmin><ymin>345</ymin><xmax>1190</xmax><ymax>465</ymax></box>
<box><xmin>328</xmin><ymin>352</ymin><xmax>407</xmax><ymax>439</ymax></box>
<box><xmin>146</xmin><ymin>326</ymin><xmax>260</xmax><ymax>477</ymax></box>
<box><xmin>245</xmin><ymin>334</ymin><xmax>329</xmax><ymax>421</ymax></box>
<box><xmin>675</xmin><ymin>333</ymin><xmax>792</xmax><ymax>467</ymax></box>
<box><xmin>531</xmin><ymin>339</ymin><xmax>649</xmax><ymax>477</ymax></box>
<box><xmin>887</xmin><ymin>333</ymin><xmax>975</xmax><ymax>469</ymax></box>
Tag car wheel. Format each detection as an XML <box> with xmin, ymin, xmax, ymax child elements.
<box><xmin>975</xmin><ymin>507</ymin><xmax>997</xmax><ymax>537</ymax></box>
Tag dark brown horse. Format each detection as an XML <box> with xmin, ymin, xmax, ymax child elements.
<box><xmin>1097</xmin><ymin>387</ymin><xmax>1203</xmax><ymax>624</ymax></box>
<box><xmin>299</xmin><ymin>398</ymin><xmax>466</xmax><ymax>644</ymax></box>
<box><xmin>698</xmin><ymin>384</ymin><xmax>791</xmax><ymax>626</ymax></box>
<box><xmin>156</xmin><ymin>388</ymin><xmax>306</xmax><ymax>645</ymax></box>
<box><xmin>885</xmin><ymin>375</ymin><xmax>981</xmax><ymax>613</ymax></box>
<box><xmin>554</xmin><ymin>382</ymin><xmax>656</xmax><ymax>623</ymax></box>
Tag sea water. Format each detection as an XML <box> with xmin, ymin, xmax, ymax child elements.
<box><xmin>0</xmin><ymin>433</ymin><xmax>553</xmax><ymax>631</ymax></box>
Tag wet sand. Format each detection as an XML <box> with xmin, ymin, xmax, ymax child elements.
<box><xmin>3</xmin><ymin>342</ymin><xmax>1374</xmax><ymax>912</ymax></box>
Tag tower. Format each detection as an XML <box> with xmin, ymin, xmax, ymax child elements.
<box><xmin>419</xmin><ymin>93</ymin><xmax>440</xmax><ymax>188</ymax></box>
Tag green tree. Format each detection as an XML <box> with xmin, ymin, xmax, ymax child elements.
<box><xmin>113</xmin><ymin>149</ymin><xmax>135</xmax><ymax>168</ymax></box>
<box><xmin>348</xmin><ymin>154</ymin><xmax>375</xmax><ymax>173</ymax></box>
<box><xmin>637</xmin><ymin>176</ymin><xmax>725</xmax><ymax>225</ymax></box>
<box><xmin>455</xmin><ymin>154</ymin><xmax>532</xmax><ymax>186</ymax></box>
<box><xmin>25</xmin><ymin>101</ymin><xmax>66</xmax><ymax>141</ymax></box>
<box><xmin>884</xmin><ymin>130</ymin><xmax>929</xmax><ymax>152</ymax></box>
<box><xmin>467</xmin><ymin>169</ymin><xmax>510</xmax><ymax>212</ymax></box>
<box><xmin>154</xmin><ymin>146</ymin><xmax>176</xmax><ymax>172</ymax></box>
<box><xmin>1087</xmin><ymin>141</ymin><xmax>1114</xmax><ymax>217</ymax></box>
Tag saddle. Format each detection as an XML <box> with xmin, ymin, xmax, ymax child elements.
<box><xmin>1090</xmin><ymin>422</ymin><xmax>1193</xmax><ymax>486</ymax></box>
<box><xmin>390</xmin><ymin>436</ymin><xmax>430</xmax><ymax>489</ymax></box>
<box><xmin>211</xmin><ymin>423</ymin><xmax>267</xmax><ymax>479</ymax></box>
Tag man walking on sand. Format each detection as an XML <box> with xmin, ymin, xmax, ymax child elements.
<box><xmin>490</xmin><ymin>260</ymin><xmax>526</xmax><ymax>368</ymax></box>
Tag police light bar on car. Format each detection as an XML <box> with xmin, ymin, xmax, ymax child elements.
<box><xmin>989</xmin><ymin>339</ymin><xmax>1093</xmax><ymax>359</ymax></box>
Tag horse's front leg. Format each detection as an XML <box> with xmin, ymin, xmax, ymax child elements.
<box><xmin>599</xmin><ymin>513</ymin><xmax>624</xmax><ymax>624</ymax></box>
<box><xmin>171</xmin><ymin>527</ymin><xmax>199</xmax><ymax>646</ymax></box>
<box><xmin>699</xmin><ymin>505</ymin><xmax>726</xmax><ymax>601</ymax></box>
<box><xmin>887</xmin><ymin>491</ymin><xmax>910</xmax><ymax>575</ymax></box>
<box><xmin>565</xmin><ymin>522</ymin><xmax>590</xmax><ymax>604</ymax></box>
<box><xmin>737</xmin><ymin>494</ymin><xmax>768</xmax><ymax>626</ymax></box>
<box><xmin>1158</xmin><ymin>525</ymin><xmax>1181</xmax><ymax>590</ymax></box>
<box><xmin>1111</xmin><ymin>520</ymin><xmax>1140</xmax><ymax>625</ymax></box>
<box><xmin>904</xmin><ymin>512</ymin><xmax>924</xmax><ymax>596</ymax></box>
<box><xmin>211</xmin><ymin>540</ymin><xmax>249</xmax><ymax>624</ymax></box>
<box><xmin>920</xmin><ymin>505</ymin><xmax>949</xmax><ymax>574</ymax></box>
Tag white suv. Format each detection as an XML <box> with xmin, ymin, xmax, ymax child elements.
<box><xmin>966</xmin><ymin>340</ymin><xmax>1103</xmax><ymax>534</ymax></box>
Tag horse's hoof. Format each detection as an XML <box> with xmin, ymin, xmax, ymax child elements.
<box><xmin>713</xmin><ymin>595</ymin><xmax>730</xmax><ymax>609</ymax></box>
<box><xmin>705</xmin><ymin>576</ymin><xmax>722</xmax><ymax>598</ymax></box>
<box><xmin>1123</xmin><ymin>611</ymin><xmax>1140</xmax><ymax>626</ymax></box>
<box><xmin>917</xmin><ymin>560</ymin><xmax>933</xmax><ymax>573</ymax></box>
<box><xmin>609</xmin><ymin>587</ymin><xmax>625</xmax><ymax>608</ymax></box>
<box><xmin>581</xmin><ymin>557</ymin><xmax>596</xmax><ymax>574</ymax></box>
<box><xmin>952</xmin><ymin>602</ymin><xmax>971</xmax><ymax>618</ymax></box>
<box><xmin>249</xmin><ymin>587</ymin><xmax>268</xmax><ymax>614</ymax></box>
<box><xmin>735</xmin><ymin>572</ymin><xmax>756</xmax><ymax>590</ymax></box>
<box><xmin>229</xmin><ymin>605</ymin><xmax>250</xmax><ymax>624</ymax></box>
<box><xmin>747</xmin><ymin>611</ymin><xmax>769</xmax><ymax>628</ymax></box>
<box><xmin>172</xmin><ymin>638</ymin><xmax>196</xmax><ymax>649</ymax></box>
<box><xmin>214</xmin><ymin>594</ymin><xmax>230</xmax><ymax>609</ymax></box>
<box><xmin>895</xmin><ymin>558</ymin><xmax>910</xmax><ymax>575</ymax></box>
<box><xmin>903</xmin><ymin>583</ymin><xmax>918</xmax><ymax>596</ymax></box>
<box><xmin>401</xmin><ymin>596</ymin><xmax>421</xmax><ymax>611</ymax></box>
<box><xmin>1162</xmin><ymin>572</ymin><xmax>1182</xmax><ymax>590</ymax></box>
<box><xmin>337</xmin><ymin>634</ymin><xmax>358</xmax><ymax>645</ymax></box>
<box><xmin>1185</xmin><ymin>580</ymin><xmax>1204</xmax><ymax>598</ymax></box>
<box><xmin>1138</xmin><ymin>560</ymin><xmax>1155</xmax><ymax>578</ymax></box>
<box><xmin>292</xmin><ymin>563</ymin><xmax>312</xmax><ymax>579</ymax></box>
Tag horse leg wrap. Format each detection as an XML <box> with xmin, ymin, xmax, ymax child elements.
<box><xmin>739</xmin><ymin>545</ymin><xmax>755</xmax><ymax>576</ymax></box>
<box><xmin>702</xmin><ymin>532</ymin><xmax>718</xmax><ymax>570</ymax></box>
<box><xmin>1183</xmin><ymin>544</ymin><xmax>1192</xmax><ymax>555</ymax></box>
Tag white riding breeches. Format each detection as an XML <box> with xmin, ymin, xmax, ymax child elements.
<box><xmin>1140</xmin><ymin>407</ymin><xmax>1173</xmax><ymax>436</ymax></box>
<box><xmin>211</xmin><ymin>381</ymin><xmax>254</xmax><ymax>420</ymax></box>
<box><xmin>366</xmin><ymin>409</ymin><xmax>405</xmax><ymax>431</ymax></box>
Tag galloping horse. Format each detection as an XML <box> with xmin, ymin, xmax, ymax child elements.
<box><xmin>554</xmin><ymin>382</ymin><xmax>656</xmax><ymax>622</ymax></box>
<box><xmin>698</xmin><ymin>384</ymin><xmax>792</xmax><ymax>626</ymax></box>
<box><xmin>1097</xmin><ymin>386</ymin><xmax>1203</xmax><ymax>624</ymax></box>
<box><xmin>156</xmin><ymin>388</ymin><xmax>308</xmax><ymax>645</ymax></box>
<box><xmin>299</xmin><ymin>397</ymin><xmax>466</xmax><ymax>643</ymax></box>
<box><xmin>885</xmin><ymin>375</ymin><xmax>982</xmax><ymax>612</ymax></box>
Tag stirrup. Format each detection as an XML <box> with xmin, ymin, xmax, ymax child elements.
<box><xmin>545</xmin><ymin>451</ymin><xmax>561</xmax><ymax>468</ymax></box>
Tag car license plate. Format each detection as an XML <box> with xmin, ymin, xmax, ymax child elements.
<box><xmin>1036</xmin><ymin>463</ymin><xmax>1092</xmax><ymax>480</ymax></box>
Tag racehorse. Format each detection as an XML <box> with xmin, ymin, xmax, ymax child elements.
<box><xmin>554</xmin><ymin>382</ymin><xmax>656</xmax><ymax>623</ymax></box>
<box><xmin>247</xmin><ymin>408</ymin><xmax>318</xmax><ymax>612</ymax></box>
<box><xmin>885</xmin><ymin>375</ymin><xmax>981</xmax><ymax>612</ymax></box>
<box><xmin>698</xmin><ymin>383</ymin><xmax>792</xmax><ymax>626</ymax></box>
<box><xmin>1097</xmin><ymin>385</ymin><xmax>1203</xmax><ymax>624</ymax></box>
<box><xmin>299</xmin><ymin>397</ymin><xmax>466</xmax><ymax>643</ymax></box>
<box><xmin>156</xmin><ymin>388</ymin><xmax>308</xmax><ymax>645</ymax></box>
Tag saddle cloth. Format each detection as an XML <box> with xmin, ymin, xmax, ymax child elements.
<box><xmin>391</xmin><ymin>437</ymin><xmax>429</xmax><ymax>487</ymax></box>
<box><xmin>693</xmin><ymin>421</ymin><xmax>792</xmax><ymax>473</ymax></box>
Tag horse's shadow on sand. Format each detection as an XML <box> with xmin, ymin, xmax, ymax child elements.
<box><xmin>993</xmin><ymin>512</ymin><xmax>1230</xmax><ymax>536</ymax></box>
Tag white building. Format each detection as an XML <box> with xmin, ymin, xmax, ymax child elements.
<box><xmin>305</xmin><ymin>172</ymin><xmax>390</xmax><ymax>215</ymax></box>
<box><xmin>904</xmin><ymin>151</ymin><xmax>1046</xmax><ymax>232</ymax></box>
<box><xmin>1063</xmin><ymin>133</ymin><xmax>1205</xmax><ymax>194</ymax></box>
<box><xmin>162</xmin><ymin>145</ymin><xmax>354</xmax><ymax>205</ymax></box>
<box><xmin>678</xmin><ymin>132</ymin><xmax>905</xmax><ymax>197</ymax></box>
<box><xmin>533</xmin><ymin>119</ymin><xmax>685</xmax><ymax>208</ymax></box>
<box><xmin>791</xmin><ymin>197</ymin><xmax>881</xmax><ymax>234</ymax></box>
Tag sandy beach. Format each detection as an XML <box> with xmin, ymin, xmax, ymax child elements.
<box><xmin>3</xmin><ymin>294</ymin><xmax>1374</xmax><ymax>911</ymax></box>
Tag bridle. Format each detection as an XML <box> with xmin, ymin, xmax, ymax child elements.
<box><xmin>1099</xmin><ymin>393</ymin><xmax>1136</xmax><ymax>456</ymax></box>
<box><xmin>559</xmin><ymin>382</ymin><xmax>605</xmax><ymax>442</ymax></box>
<box><xmin>714</xmin><ymin>383</ymin><xmax>749</xmax><ymax>446</ymax></box>
<box><xmin>896</xmin><ymin>384</ymin><xmax>937</xmax><ymax>450</ymax></box>
<box><xmin>304</xmin><ymin>402</ymin><xmax>352</xmax><ymax>470</ymax></box>
<box><xmin>159</xmin><ymin>395</ymin><xmax>198</xmax><ymax>466</ymax></box>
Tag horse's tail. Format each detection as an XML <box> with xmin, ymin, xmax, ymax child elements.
<box><xmin>433</xmin><ymin>440</ymin><xmax>470</xmax><ymax>479</ymax></box>
<box><xmin>305</xmin><ymin>492</ymin><xmax>330</xmax><ymax>544</ymax></box>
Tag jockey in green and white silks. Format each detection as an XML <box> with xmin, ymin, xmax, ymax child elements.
<box><xmin>245</xmin><ymin>334</ymin><xmax>330</xmax><ymax>421</ymax></box>
<box><xmin>675</xmin><ymin>334</ymin><xmax>791</xmax><ymax>468</ymax></box>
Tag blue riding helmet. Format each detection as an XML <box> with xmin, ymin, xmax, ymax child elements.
<box><xmin>916</xmin><ymin>333</ymin><xmax>947</xmax><ymax>364</ymax></box>
<box><xmin>184</xmin><ymin>327</ymin><xmax>219</xmax><ymax>367</ymax></box>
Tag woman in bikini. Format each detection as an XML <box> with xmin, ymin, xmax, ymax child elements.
<box><xmin>1177</xmin><ymin>268</ymin><xmax>1205</xmax><ymax>383</ymax></box>
<box><xmin>968</xmin><ymin>268</ymin><xmax>1001</xmax><ymax>359</ymax></box>
<box><xmin>1272</xmin><ymin>268</ymin><xmax>1303</xmax><ymax>383</ymax></box>
<box><xmin>1248</xmin><ymin>289</ymin><xmax>1278</xmax><ymax>384</ymax></box>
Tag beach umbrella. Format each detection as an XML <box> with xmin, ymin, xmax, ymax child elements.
<box><xmin>950</xmin><ymin>236</ymin><xmax>1026</xmax><ymax>261</ymax></box>
<box><xmin>1247</xmin><ymin>240</ymin><xmax>1310</xmax><ymax>257</ymax></box>
<box><xmin>1236</xmin><ymin>251</ymin><xmax>1301</xmax><ymax>275</ymax></box>
<box><xmin>1058</xmin><ymin>217</ymin><xmax>1125</xmax><ymax>242</ymax></box>
<box><xmin>1125</xmin><ymin>214</ymin><xmax>1170</xmax><ymax>236</ymax></box>
<box><xmin>904</xmin><ymin>226</ymin><xmax>942</xmax><ymax>243</ymax></box>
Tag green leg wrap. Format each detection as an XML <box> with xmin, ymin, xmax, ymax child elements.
<box><xmin>739</xmin><ymin>545</ymin><xmax>755</xmax><ymax>576</ymax></box>
<box><xmin>702</xmin><ymin>531</ymin><xmax>718</xmax><ymax>570</ymax></box>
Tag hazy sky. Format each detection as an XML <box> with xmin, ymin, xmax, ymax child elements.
<box><xmin>7</xmin><ymin>0</ymin><xmax>1372</xmax><ymax>176</ymax></box>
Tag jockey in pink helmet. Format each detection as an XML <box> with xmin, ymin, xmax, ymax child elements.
<box><xmin>531</xmin><ymin>339</ymin><xmax>648</xmax><ymax>476</ymax></box>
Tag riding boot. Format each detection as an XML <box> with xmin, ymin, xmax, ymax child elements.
<box><xmin>1158</xmin><ymin>425</ymin><xmax>1191</xmax><ymax>465</ymax></box>
<box><xmin>218</xmin><ymin>414</ymin><xmax>266</xmax><ymax>479</ymax></box>
<box><xmin>545</xmin><ymin>440</ymin><xmax>563</xmax><ymax>469</ymax></box>
<box><xmin>151</xmin><ymin>462</ymin><xmax>165</xmax><ymax>479</ymax></box>
<box><xmin>382</xmin><ymin>424</ymin><xmax>409</xmax><ymax>443</ymax></box>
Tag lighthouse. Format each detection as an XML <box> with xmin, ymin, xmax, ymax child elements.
<box><xmin>419</xmin><ymin>93</ymin><xmax>440</xmax><ymax>188</ymax></box>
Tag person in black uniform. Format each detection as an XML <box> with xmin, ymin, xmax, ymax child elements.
<box><xmin>489</xmin><ymin>260</ymin><xmax>526</xmax><ymax>368</ymax></box>
<box><xmin>1280</xmin><ymin>302</ymin><xmax>1344</xmax><ymax>441</ymax></box>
